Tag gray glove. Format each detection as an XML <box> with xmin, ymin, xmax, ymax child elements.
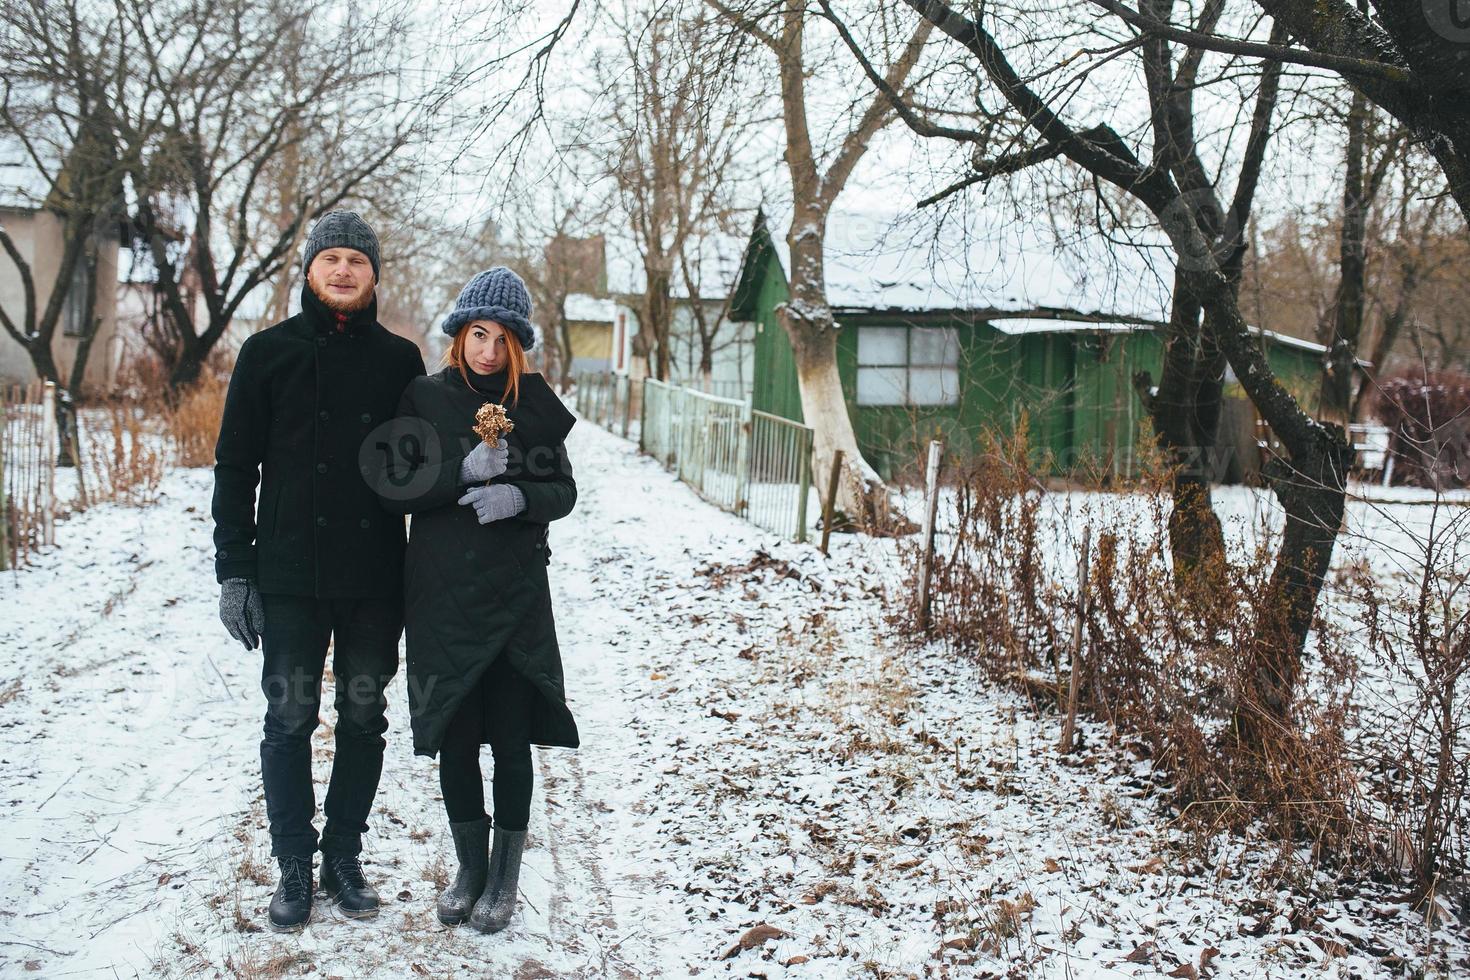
<box><xmin>220</xmin><ymin>577</ymin><xmax>265</xmax><ymax>651</ymax></box>
<box><xmin>457</xmin><ymin>484</ymin><xmax>526</xmax><ymax>524</ymax></box>
<box><xmin>461</xmin><ymin>438</ymin><xmax>509</xmax><ymax>484</ymax></box>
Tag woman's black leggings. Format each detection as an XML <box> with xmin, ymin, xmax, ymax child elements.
<box><xmin>437</xmin><ymin>655</ymin><xmax>535</xmax><ymax>831</ymax></box>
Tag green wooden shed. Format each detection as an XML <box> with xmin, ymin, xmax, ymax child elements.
<box><xmin>728</xmin><ymin>210</ymin><xmax>1327</xmax><ymax>481</ymax></box>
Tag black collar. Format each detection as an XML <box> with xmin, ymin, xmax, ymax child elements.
<box><xmin>299</xmin><ymin>281</ymin><xmax>378</xmax><ymax>336</ymax></box>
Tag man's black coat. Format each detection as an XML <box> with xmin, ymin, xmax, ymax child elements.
<box><xmin>212</xmin><ymin>284</ymin><xmax>427</xmax><ymax>597</ymax></box>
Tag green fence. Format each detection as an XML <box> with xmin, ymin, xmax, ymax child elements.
<box><xmin>575</xmin><ymin>372</ymin><xmax>813</xmax><ymax>542</ymax></box>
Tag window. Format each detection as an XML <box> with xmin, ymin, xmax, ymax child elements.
<box><xmin>856</xmin><ymin>325</ymin><xmax>960</xmax><ymax>406</ymax></box>
<box><xmin>63</xmin><ymin>261</ymin><xmax>93</xmax><ymax>338</ymax></box>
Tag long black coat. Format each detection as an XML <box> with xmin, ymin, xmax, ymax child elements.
<box><xmin>370</xmin><ymin>365</ymin><xmax>579</xmax><ymax>756</ymax></box>
<box><xmin>212</xmin><ymin>285</ymin><xmax>427</xmax><ymax>597</ymax></box>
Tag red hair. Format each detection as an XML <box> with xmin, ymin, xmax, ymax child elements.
<box><xmin>442</xmin><ymin>321</ymin><xmax>525</xmax><ymax>407</ymax></box>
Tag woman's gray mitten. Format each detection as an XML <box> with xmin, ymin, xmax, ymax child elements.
<box><xmin>456</xmin><ymin>484</ymin><xmax>526</xmax><ymax>524</ymax></box>
<box><xmin>461</xmin><ymin>439</ymin><xmax>509</xmax><ymax>483</ymax></box>
<box><xmin>220</xmin><ymin>578</ymin><xmax>265</xmax><ymax>650</ymax></box>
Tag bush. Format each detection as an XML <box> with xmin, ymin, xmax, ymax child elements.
<box><xmin>1371</xmin><ymin>369</ymin><xmax>1470</xmax><ymax>489</ymax></box>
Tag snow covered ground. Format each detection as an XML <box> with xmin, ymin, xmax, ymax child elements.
<box><xmin>1</xmin><ymin>416</ymin><xmax>1466</xmax><ymax>977</ymax></box>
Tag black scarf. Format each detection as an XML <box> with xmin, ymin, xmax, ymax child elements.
<box><xmin>448</xmin><ymin>365</ymin><xmax>576</xmax><ymax>450</ymax></box>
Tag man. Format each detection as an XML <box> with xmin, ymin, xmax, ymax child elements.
<box><xmin>212</xmin><ymin>210</ymin><xmax>426</xmax><ymax>931</ymax></box>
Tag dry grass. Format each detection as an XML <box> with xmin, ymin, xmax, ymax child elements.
<box><xmin>900</xmin><ymin>421</ymin><xmax>1375</xmax><ymax>881</ymax></box>
<box><xmin>167</xmin><ymin>372</ymin><xmax>228</xmax><ymax>468</ymax></box>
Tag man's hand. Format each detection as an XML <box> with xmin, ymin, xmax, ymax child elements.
<box><xmin>220</xmin><ymin>578</ymin><xmax>265</xmax><ymax>650</ymax></box>
<box><xmin>457</xmin><ymin>484</ymin><xmax>526</xmax><ymax>524</ymax></box>
<box><xmin>460</xmin><ymin>438</ymin><xmax>509</xmax><ymax>484</ymax></box>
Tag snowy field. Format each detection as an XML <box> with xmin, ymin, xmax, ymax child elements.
<box><xmin>1</xmin><ymin>416</ymin><xmax>1466</xmax><ymax>977</ymax></box>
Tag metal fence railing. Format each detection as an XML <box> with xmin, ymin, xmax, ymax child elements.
<box><xmin>620</xmin><ymin>376</ymin><xmax>813</xmax><ymax>543</ymax></box>
<box><xmin>572</xmin><ymin>371</ymin><xmax>638</xmax><ymax>440</ymax></box>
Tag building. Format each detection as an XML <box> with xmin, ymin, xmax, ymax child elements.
<box><xmin>0</xmin><ymin>202</ymin><xmax>121</xmax><ymax>392</ymax></box>
<box><xmin>609</xmin><ymin>294</ymin><xmax>754</xmax><ymax>400</ymax></box>
<box><xmin>564</xmin><ymin>292</ymin><xmax>617</xmax><ymax>374</ymax></box>
<box><xmin>729</xmin><ymin>209</ymin><xmax>1327</xmax><ymax>480</ymax></box>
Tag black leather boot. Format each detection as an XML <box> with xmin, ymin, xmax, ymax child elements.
<box><xmin>437</xmin><ymin>817</ymin><xmax>490</xmax><ymax>925</ymax></box>
<box><xmin>319</xmin><ymin>853</ymin><xmax>380</xmax><ymax>919</ymax></box>
<box><xmin>469</xmin><ymin>825</ymin><xmax>526</xmax><ymax>933</ymax></box>
<box><xmin>267</xmin><ymin>856</ymin><xmax>314</xmax><ymax>932</ymax></box>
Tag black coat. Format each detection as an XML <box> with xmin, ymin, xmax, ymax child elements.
<box><xmin>212</xmin><ymin>285</ymin><xmax>427</xmax><ymax>597</ymax></box>
<box><xmin>370</xmin><ymin>365</ymin><xmax>579</xmax><ymax>756</ymax></box>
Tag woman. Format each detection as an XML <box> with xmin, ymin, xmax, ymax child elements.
<box><xmin>371</xmin><ymin>266</ymin><xmax>578</xmax><ymax>933</ymax></box>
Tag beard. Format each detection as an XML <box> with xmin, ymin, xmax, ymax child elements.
<box><xmin>307</xmin><ymin>273</ymin><xmax>374</xmax><ymax>313</ymax></box>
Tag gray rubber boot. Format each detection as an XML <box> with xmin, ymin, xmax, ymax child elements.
<box><xmin>437</xmin><ymin>817</ymin><xmax>491</xmax><ymax>925</ymax></box>
<box><xmin>469</xmin><ymin>825</ymin><xmax>526</xmax><ymax>933</ymax></box>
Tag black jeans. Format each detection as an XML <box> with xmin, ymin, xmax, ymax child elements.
<box><xmin>438</xmin><ymin>654</ymin><xmax>535</xmax><ymax>831</ymax></box>
<box><xmin>259</xmin><ymin>593</ymin><xmax>402</xmax><ymax>858</ymax></box>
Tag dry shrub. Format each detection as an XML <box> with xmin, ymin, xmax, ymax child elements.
<box><xmin>168</xmin><ymin>372</ymin><xmax>228</xmax><ymax>467</ymax></box>
<box><xmin>84</xmin><ymin>397</ymin><xmax>165</xmax><ymax>507</ymax></box>
<box><xmin>1338</xmin><ymin>500</ymin><xmax>1470</xmax><ymax>905</ymax></box>
<box><xmin>1371</xmin><ymin>368</ymin><xmax>1470</xmax><ymax>490</ymax></box>
<box><xmin>902</xmin><ymin>420</ymin><xmax>1369</xmax><ymax>876</ymax></box>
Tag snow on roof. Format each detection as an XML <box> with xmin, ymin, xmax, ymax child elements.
<box><xmin>763</xmin><ymin>204</ymin><xmax>1174</xmax><ymax>321</ymax></box>
<box><xmin>988</xmin><ymin>317</ymin><xmax>1153</xmax><ymax>335</ymax></box>
<box><xmin>564</xmin><ymin>292</ymin><xmax>615</xmax><ymax>323</ymax></box>
<box><xmin>754</xmin><ymin>207</ymin><xmax>1334</xmax><ymax>356</ymax></box>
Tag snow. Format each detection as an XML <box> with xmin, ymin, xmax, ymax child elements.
<box><xmin>1</xmin><ymin>413</ymin><xmax>1466</xmax><ymax>976</ymax></box>
<box><xmin>563</xmin><ymin>293</ymin><xmax>615</xmax><ymax>324</ymax></box>
<box><xmin>762</xmin><ymin>203</ymin><xmax>1175</xmax><ymax>321</ymax></box>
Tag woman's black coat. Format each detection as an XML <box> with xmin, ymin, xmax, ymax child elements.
<box><xmin>370</xmin><ymin>365</ymin><xmax>579</xmax><ymax>757</ymax></box>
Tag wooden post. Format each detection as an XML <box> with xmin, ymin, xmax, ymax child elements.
<box><xmin>40</xmin><ymin>381</ymin><xmax>56</xmax><ymax>547</ymax></box>
<box><xmin>917</xmin><ymin>439</ymin><xmax>944</xmax><ymax>631</ymax></box>
<box><xmin>794</xmin><ymin>427</ymin><xmax>812</xmax><ymax>544</ymax></box>
<box><xmin>1059</xmin><ymin>527</ymin><xmax>1092</xmax><ymax>754</ymax></box>
<box><xmin>819</xmin><ymin>449</ymin><xmax>844</xmax><ymax>556</ymax></box>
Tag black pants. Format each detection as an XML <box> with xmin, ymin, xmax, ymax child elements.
<box><xmin>259</xmin><ymin>594</ymin><xmax>402</xmax><ymax>858</ymax></box>
<box><xmin>438</xmin><ymin>654</ymin><xmax>535</xmax><ymax>831</ymax></box>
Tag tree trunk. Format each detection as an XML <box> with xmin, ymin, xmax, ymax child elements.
<box><xmin>646</xmin><ymin>268</ymin><xmax>673</xmax><ymax>382</ymax></box>
<box><xmin>1236</xmin><ymin>444</ymin><xmax>1349</xmax><ymax>747</ymax></box>
<box><xmin>781</xmin><ymin>217</ymin><xmax>905</xmax><ymax>528</ymax></box>
<box><xmin>1139</xmin><ymin>275</ymin><xmax>1227</xmax><ymax>578</ymax></box>
<box><xmin>1320</xmin><ymin>89</ymin><xmax>1369</xmax><ymax>426</ymax></box>
<box><xmin>1182</xmin><ymin>268</ymin><xmax>1352</xmax><ymax>748</ymax></box>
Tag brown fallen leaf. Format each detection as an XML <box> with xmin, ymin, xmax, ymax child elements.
<box><xmin>719</xmin><ymin>923</ymin><xmax>788</xmax><ymax>960</ymax></box>
<box><xmin>1312</xmin><ymin>935</ymin><xmax>1350</xmax><ymax>958</ymax></box>
<box><xmin>650</xmin><ymin>672</ymin><xmax>667</xmax><ymax>681</ymax></box>
<box><xmin>1199</xmin><ymin>946</ymin><xmax>1220</xmax><ymax>976</ymax></box>
<box><xmin>1166</xmin><ymin>963</ymin><xmax>1198</xmax><ymax>979</ymax></box>
<box><xmin>1042</xmin><ymin>857</ymin><xmax>1061</xmax><ymax>873</ymax></box>
<box><xmin>1123</xmin><ymin>942</ymin><xmax>1156</xmax><ymax>964</ymax></box>
<box><xmin>782</xmin><ymin>955</ymin><xmax>809</xmax><ymax>966</ymax></box>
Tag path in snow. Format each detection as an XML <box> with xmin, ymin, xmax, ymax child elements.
<box><xmin>2</xmin><ymin>415</ymin><xmax>1464</xmax><ymax>978</ymax></box>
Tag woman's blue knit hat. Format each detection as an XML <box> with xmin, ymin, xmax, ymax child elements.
<box><xmin>441</xmin><ymin>266</ymin><xmax>535</xmax><ymax>351</ymax></box>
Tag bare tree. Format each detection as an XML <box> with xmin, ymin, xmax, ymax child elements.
<box><xmin>0</xmin><ymin>0</ymin><xmax>130</xmax><ymax>464</ymax></box>
<box><xmin>590</xmin><ymin>1</ymin><xmax>754</xmax><ymax>388</ymax></box>
<box><xmin>827</xmin><ymin>0</ymin><xmax>1354</xmax><ymax>747</ymax></box>
<box><xmin>712</xmin><ymin>0</ymin><xmax>931</xmax><ymax>523</ymax></box>
<box><xmin>117</xmin><ymin>0</ymin><xmax>425</xmax><ymax>392</ymax></box>
<box><xmin>1089</xmin><ymin>0</ymin><xmax>1470</xmax><ymax>222</ymax></box>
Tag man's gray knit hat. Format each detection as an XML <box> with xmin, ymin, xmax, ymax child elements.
<box><xmin>302</xmin><ymin>210</ymin><xmax>381</xmax><ymax>281</ymax></box>
<box><xmin>441</xmin><ymin>266</ymin><xmax>535</xmax><ymax>351</ymax></box>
